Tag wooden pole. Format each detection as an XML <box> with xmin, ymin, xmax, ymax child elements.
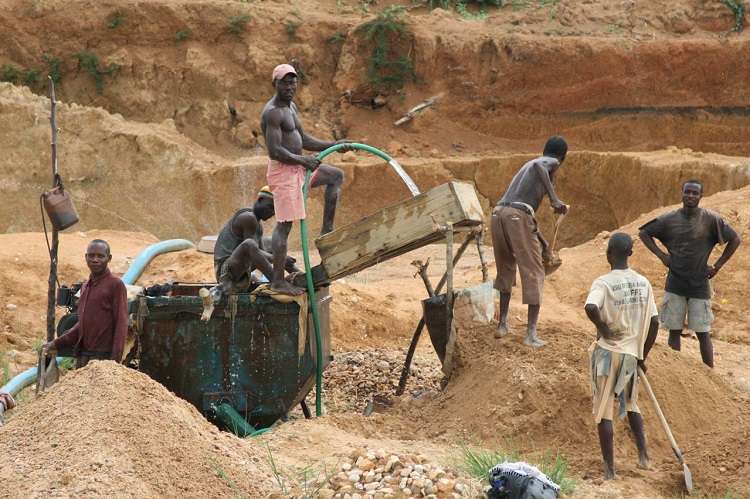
<box><xmin>46</xmin><ymin>77</ymin><xmax>59</xmax><ymax>343</ymax></box>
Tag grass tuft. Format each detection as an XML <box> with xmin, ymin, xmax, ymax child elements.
<box><xmin>107</xmin><ymin>12</ymin><xmax>125</xmax><ymax>29</ymax></box>
<box><xmin>227</xmin><ymin>14</ymin><xmax>251</xmax><ymax>35</ymax></box>
<box><xmin>459</xmin><ymin>444</ymin><xmax>576</xmax><ymax>495</ymax></box>
<box><xmin>75</xmin><ymin>51</ymin><xmax>120</xmax><ymax>94</ymax></box>
<box><xmin>354</xmin><ymin>6</ymin><xmax>416</xmax><ymax>91</ymax></box>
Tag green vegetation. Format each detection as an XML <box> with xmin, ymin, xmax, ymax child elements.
<box><xmin>721</xmin><ymin>0</ymin><xmax>746</xmax><ymax>32</ymax></box>
<box><xmin>43</xmin><ymin>54</ymin><xmax>63</xmax><ymax>86</ymax></box>
<box><xmin>354</xmin><ymin>6</ymin><xmax>416</xmax><ymax>91</ymax></box>
<box><xmin>75</xmin><ymin>52</ymin><xmax>120</xmax><ymax>94</ymax></box>
<box><xmin>0</xmin><ymin>64</ymin><xmax>22</xmax><ymax>84</ymax></box>
<box><xmin>0</xmin><ymin>61</ymin><xmax>54</xmax><ymax>89</ymax></box>
<box><xmin>327</xmin><ymin>30</ymin><xmax>347</xmax><ymax>45</ymax></box>
<box><xmin>265</xmin><ymin>444</ymin><xmax>337</xmax><ymax>499</ymax></box>
<box><xmin>285</xmin><ymin>20</ymin><xmax>302</xmax><ymax>39</ymax></box>
<box><xmin>209</xmin><ymin>459</ymin><xmax>248</xmax><ymax>499</ymax></box>
<box><xmin>459</xmin><ymin>445</ymin><xmax>576</xmax><ymax>495</ymax></box>
<box><xmin>107</xmin><ymin>12</ymin><xmax>125</xmax><ymax>29</ymax></box>
<box><xmin>175</xmin><ymin>30</ymin><xmax>190</xmax><ymax>42</ymax></box>
<box><xmin>227</xmin><ymin>14</ymin><xmax>251</xmax><ymax>35</ymax></box>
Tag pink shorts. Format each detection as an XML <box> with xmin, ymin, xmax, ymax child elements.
<box><xmin>266</xmin><ymin>160</ymin><xmax>318</xmax><ymax>222</ymax></box>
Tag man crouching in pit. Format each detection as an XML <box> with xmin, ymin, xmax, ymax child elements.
<box><xmin>210</xmin><ymin>186</ymin><xmax>300</xmax><ymax>301</ymax></box>
<box><xmin>584</xmin><ymin>233</ymin><xmax>659</xmax><ymax>479</ymax></box>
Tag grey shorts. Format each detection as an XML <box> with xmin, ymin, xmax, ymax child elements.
<box><xmin>659</xmin><ymin>291</ymin><xmax>714</xmax><ymax>332</ymax></box>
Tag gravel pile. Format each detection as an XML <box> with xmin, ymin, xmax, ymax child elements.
<box><xmin>317</xmin><ymin>447</ymin><xmax>476</xmax><ymax>498</ymax></box>
<box><xmin>324</xmin><ymin>350</ymin><xmax>444</xmax><ymax>413</ymax></box>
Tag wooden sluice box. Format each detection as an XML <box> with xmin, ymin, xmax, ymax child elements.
<box><xmin>305</xmin><ymin>181</ymin><xmax>485</xmax><ymax>286</ymax></box>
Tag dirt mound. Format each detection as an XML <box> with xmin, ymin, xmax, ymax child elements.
<box><xmin>371</xmin><ymin>185</ymin><xmax>750</xmax><ymax>495</ymax></box>
<box><xmin>0</xmin><ymin>361</ymin><xmax>274</xmax><ymax>498</ymax></box>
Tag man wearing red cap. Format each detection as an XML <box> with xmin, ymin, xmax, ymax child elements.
<box><xmin>261</xmin><ymin>63</ymin><xmax>353</xmax><ymax>295</ymax></box>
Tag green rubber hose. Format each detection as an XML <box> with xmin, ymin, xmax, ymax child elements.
<box><xmin>300</xmin><ymin>142</ymin><xmax>417</xmax><ymax>417</ymax></box>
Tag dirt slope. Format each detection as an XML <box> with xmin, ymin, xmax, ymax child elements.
<box><xmin>1</xmin><ymin>0</ymin><xmax>749</xmax><ymax>158</ymax></box>
<box><xmin>3</xmin><ymin>82</ymin><xmax>749</xmax><ymax>244</ymax></box>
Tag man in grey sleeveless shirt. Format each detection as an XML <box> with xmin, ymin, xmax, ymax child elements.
<box><xmin>212</xmin><ymin>186</ymin><xmax>299</xmax><ymax>299</ymax></box>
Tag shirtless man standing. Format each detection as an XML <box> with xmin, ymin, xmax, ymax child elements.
<box><xmin>491</xmin><ymin>136</ymin><xmax>569</xmax><ymax>347</ymax></box>
<box><xmin>260</xmin><ymin>63</ymin><xmax>352</xmax><ymax>295</ymax></box>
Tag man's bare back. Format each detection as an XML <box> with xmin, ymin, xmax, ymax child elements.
<box><xmin>498</xmin><ymin>156</ymin><xmax>563</xmax><ymax>212</ymax></box>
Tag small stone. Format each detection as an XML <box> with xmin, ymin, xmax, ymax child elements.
<box><xmin>363</xmin><ymin>470</ymin><xmax>376</xmax><ymax>482</ymax></box>
<box><xmin>720</xmin><ymin>466</ymin><xmax>727</xmax><ymax>472</ymax></box>
<box><xmin>364</xmin><ymin>482</ymin><xmax>380</xmax><ymax>491</ymax></box>
<box><xmin>413</xmin><ymin>464</ymin><xmax>425</xmax><ymax>474</ymax></box>
<box><xmin>437</xmin><ymin>478</ymin><xmax>454</xmax><ymax>492</ymax></box>
<box><xmin>399</xmin><ymin>477</ymin><xmax>408</xmax><ymax>489</ymax></box>
<box><xmin>385</xmin><ymin>456</ymin><xmax>401</xmax><ymax>472</ymax></box>
<box><xmin>348</xmin><ymin>471</ymin><xmax>362</xmax><ymax>482</ymax></box>
<box><xmin>454</xmin><ymin>482</ymin><xmax>467</xmax><ymax>494</ymax></box>
<box><xmin>6</xmin><ymin>304</ymin><xmax>16</xmax><ymax>310</ymax></box>
<box><xmin>400</xmin><ymin>467</ymin><xmax>412</xmax><ymax>477</ymax></box>
<box><xmin>342</xmin><ymin>463</ymin><xmax>352</xmax><ymax>472</ymax></box>
<box><xmin>401</xmin><ymin>488</ymin><xmax>412</xmax><ymax>496</ymax></box>
<box><xmin>376</xmin><ymin>360</ymin><xmax>390</xmax><ymax>371</ymax></box>
<box><xmin>379</xmin><ymin>488</ymin><xmax>394</xmax><ymax>496</ymax></box>
<box><xmin>356</xmin><ymin>458</ymin><xmax>375</xmax><ymax>471</ymax></box>
<box><xmin>412</xmin><ymin>478</ymin><xmax>425</xmax><ymax>489</ymax></box>
<box><xmin>318</xmin><ymin>488</ymin><xmax>336</xmax><ymax>499</ymax></box>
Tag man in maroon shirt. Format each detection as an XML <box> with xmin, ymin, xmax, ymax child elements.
<box><xmin>44</xmin><ymin>239</ymin><xmax>128</xmax><ymax>369</ymax></box>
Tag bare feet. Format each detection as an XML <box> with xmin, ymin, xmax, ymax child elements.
<box><xmin>603</xmin><ymin>465</ymin><xmax>616</xmax><ymax>480</ymax></box>
<box><xmin>271</xmin><ymin>279</ymin><xmax>305</xmax><ymax>296</ymax></box>
<box><xmin>495</xmin><ymin>322</ymin><xmax>510</xmax><ymax>339</ymax></box>
<box><xmin>524</xmin><ymin>329</ymin><xmax>545</xmax><ymax>348</ymax></box>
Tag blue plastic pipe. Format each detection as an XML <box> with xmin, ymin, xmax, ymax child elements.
<box><xmin>121</xmin><ymin>239</ymin><xmax>195</xmax><ymax>285</ymax></box>
<box><xmin>1</xmin><ymin>239</ymin><xmax>195</xmax><ymax>399</ymax></box>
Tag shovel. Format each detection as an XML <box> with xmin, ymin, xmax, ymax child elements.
<box><xmin>638</xmin><ymin>367</ymin><xmax>693</xmax><ymax>492</ymax></box>
<box><xmin>544</xmin><ymin>208</ymin><xmax>568</xmax><ymax>275</ymax></box>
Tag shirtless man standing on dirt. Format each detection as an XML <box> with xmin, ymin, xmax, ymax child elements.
<box><xmin>491</xmin><ymin>136</ymin><xmax>569</xmax><ymax>347</ymax></box>
<box><xmin>261</xmin><ymin>63</ymin><xmax>352</xmax><ymax>295</ymax></box>
<box><xmin>639</xmin><ymin>180</ymin><xmax>740</xmax><ymax>367</ymax></box>
<box><xmin>585</xmin><ymin>233</ymin><xmax>659</xmax><ymax>479</ymax></box>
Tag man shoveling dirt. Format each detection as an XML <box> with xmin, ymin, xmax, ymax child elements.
<box><xmin>639</xmin><ymin>179</ymin><xmax>741</xmax><ymax>368</ymax></box>
<box><xmin>43</xmin><ymin>239</ymin><xmax>128</xmax><ymax>368</ymax></box>
<box><xmin>491</xmin><ymin>136</ymin><xmax>569</xmax><ymax>347</ymax></box>
<box><xmin>584</xmin><ymin>233</ymin><xmax>659</xmax><ymax>480</ymax></box>
<box><xmin>260</xmin><ymin>63</ymin><xmax>353</xmax><ymax>295</ymax></box>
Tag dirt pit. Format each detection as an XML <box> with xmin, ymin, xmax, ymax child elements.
<box><xmin>3</xmin><ymin>0</ymin><xmax>750</xmax><ymax>497</ymax></box>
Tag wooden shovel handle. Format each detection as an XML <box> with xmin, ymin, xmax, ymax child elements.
<box><xmin>638</xmin><ymin>367</ymin><xmax>684</xmax><ymax>462</ymax></box>
<box><xmin>549</xmin><ymin>209</ymin><xmax>568</xmax><ymax>252</ymax></box>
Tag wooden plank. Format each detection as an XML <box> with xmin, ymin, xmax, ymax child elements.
<box><xmin>314</xmin><ymin>181</ymin><xmax>483</xmax><ymax>283</ymax></box>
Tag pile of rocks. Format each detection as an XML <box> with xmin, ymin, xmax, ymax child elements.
<box><xmin>317</xmin><ymin>448</ymin><xmax>476</xmax><ymax>499</ymax></box>
<box><xmin>324</xmin><ymin>350</ymin><xmax>444</xmax><ymax>413</ymax></box>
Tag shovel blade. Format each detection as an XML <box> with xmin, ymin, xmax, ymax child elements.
<box><xmin>683</xmin><ymin>462</ymin><xmax>693</xmax><ymax>492</ymax></box>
